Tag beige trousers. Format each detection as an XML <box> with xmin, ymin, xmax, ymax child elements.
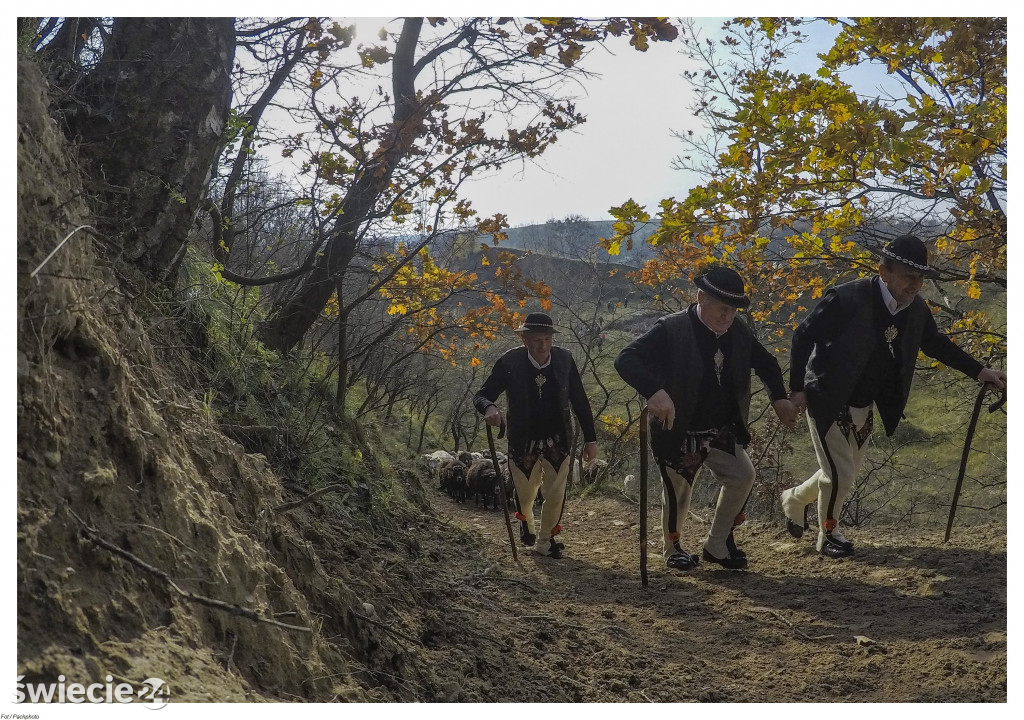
<box><xmin>658</xmin><ymin>446</ymin><xmax>755</xmax><ymax>559</ymax></box>
<box><xmin>508</xmin><ymin>455</ymin><xmax>571</xmax><ymax>545</ymax></box>
<box><xmin>787</xmin><ymin>405</ymin><xmax>873</xmax><ymax>534</ymax></box>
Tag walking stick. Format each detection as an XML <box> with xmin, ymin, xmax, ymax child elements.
<box><xmin>944</xmin><ymin>384</ymin><xmax>1004</xmax><ymax>543</ymax></box>
<box><xmin>486</xmin><ymin>421</ymin><xmax>519</xmax><ymax>562</ymax></box>
<box><xmin>639</xmin><ymin>406</ymin><xmax>649</xmax><ymax>587</ymax></box>
<box><xmin>566</xmin><ymin>418</ymin><xmax>580</xmax><ymax>490</ymax></box>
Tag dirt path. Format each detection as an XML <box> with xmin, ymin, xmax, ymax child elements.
<box><xmin>421</xmin><ymin>487</ymin><xmax>1006</xmax><ymax>702</ymax></box>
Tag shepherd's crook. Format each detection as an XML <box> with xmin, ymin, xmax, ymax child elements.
<box><xmin>486</xmin><ymin>421</ymin><xmax>518</xmax><ymax>562</ymax></box>
<box><xmin>944</xmin><ymin>383</ymin><xmax>1004</xmax><ymax>543</ymax></box>
<box><xmin>639</xmin><ymin>406</ymin><xmax>649</xmax><ymax>587</ymax></box>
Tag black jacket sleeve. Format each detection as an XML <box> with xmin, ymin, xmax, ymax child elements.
<box><xmin>568</xmin><ymin>359</ymin><xmax>598</xmax><ymax>443</ymax></box>
<box><xmin>751</xmin><ymin>338</ymin><xmax>789</xmax><ymax>402</ymax></box>
<box><xmin>614</xmin><ymin>322</ymin><xmax>669</xmax><ymax>400</ymax></box>
<box><xmin>789</xmin><ymin>291</ymin><xmax>844</xmax><ymax>391</ymax></box>
<box><xmin>473</xmin><ymin>356</ymin><xmax>507</xmax><ymax>415</ymax></box>
<box><xmin>919</xmin><ymin>311</ymin><xmax>985</xmax><ymax>379</ymax></box>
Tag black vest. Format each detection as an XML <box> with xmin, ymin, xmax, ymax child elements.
<box><xmin>497</xmin><ymin>346</ymin><xmax>576</xmax><ymax>452</ymax></box>
<box><xmin>804</xmin><ymin>278</ymin><xmax>927</xmax><ymax>437</ymax></box>
<box><xmin>655</xmin><ymin>310</ymin><xmax>754</xmax><ymax>440</ymax></box>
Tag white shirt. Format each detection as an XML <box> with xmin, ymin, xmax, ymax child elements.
<box><xmin>527</xmin><ymin>351</ymin><xmax>551</xmax><ymax>369</ymax></box>
<box><xmin>877</xmin><ymin>276</ymin><xmax>910</xmax><ymax>315</ymax></box>
<box><xmin>695</xmin><ymin>303</ymin><xmax>724</xmax><ymax>338</ymax></box>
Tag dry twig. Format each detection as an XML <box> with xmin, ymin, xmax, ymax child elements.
<box><xmin>351</xmin><ymin>611</ymin><xmax>423</xmax><ymax>648</ymax></box>
<box><xmin>273</xmin><ymin>482</ymin><xmax>348</xmax><ymax>513</ymax></box>
<box><xmin>67</xmin><ymin>506</ymin><xmax>311</xmax><ymax>633</ymax></box>
<box><xmin>750</xmin><ymin>606</ymin><xmax>835</xmax><ymax>641</ymax></box>
<box><xmin>30</xmin><ymin>224</ymin><xmax>99</xmax><ymax>278</ymax></box>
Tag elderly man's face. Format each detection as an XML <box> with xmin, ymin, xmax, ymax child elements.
<box><xmin>696</xmin><ymin>290</ymin><xmax>737</xmax><ymax>335</ymax></box>
<box><xmin>521</xmin><ymin>331</ymin><xmax>554</xmax><ymax>364</ymax></box>
<box><xmin>879</xmin><ymin>261</ymin><xmax>925</xmax><ymax>306</ymax></box>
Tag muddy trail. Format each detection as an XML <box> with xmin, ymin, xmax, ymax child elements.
<box><xmin>417</xmin><ymin>486</ymin><xmax>1006</xmax><ymax>702</ymax></box>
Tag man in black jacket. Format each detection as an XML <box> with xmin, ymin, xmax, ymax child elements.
<box><xmin>616</xmin><ymin>266</ymin><xmax>800</xmax><ymax>571</ymax></box>
<box><xmin>474</xmin><ymin>313</ymin><xmax>598</xmax><ymax>559</ymax></box>
<box><xmin>783</xmin><ymin>235</ymin><xmax>1006</xmax><ymax>558</ymax></box>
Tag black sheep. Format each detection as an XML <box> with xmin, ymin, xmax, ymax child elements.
<box><xmin>439</xmin><ymin>458</ymin><xmax>469</xmax><ymax>502</ymax></box>
<box><xmin>467</xmin><ymin>459</ymin><xmax>501</xmax><ymax>510</ymax></box>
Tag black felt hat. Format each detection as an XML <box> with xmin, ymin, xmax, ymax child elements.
<box><xmin>694</xmin><ymin>265</ymin><xmax>750</xmax><ymax>309</ymax></box>
<box><xmin>880</xmin><ymin>235</ymin><xmax>932</xmax><ymax>275</ymax></box>
<box><xmin>514</xmin><ymin>312</ymin><xmax>558</xmax><ymax>334</ymax></box>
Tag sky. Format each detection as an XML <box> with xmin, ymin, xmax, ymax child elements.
<box><xmin>458</xmin><ymin>30</ymin><xmax>701</xmax><ymax>226</ymax></box>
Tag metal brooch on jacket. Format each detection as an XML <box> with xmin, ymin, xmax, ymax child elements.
<box><xmin>884</xmin><ymin>325</ymin><xmax>899</xmax><ymax>357</ymax></box>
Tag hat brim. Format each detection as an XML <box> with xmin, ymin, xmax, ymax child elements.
<box><xmin>514</xmin><ymin>325</ymin><xmax>558</xmax><ymax>334</ymax></box>
<box><xmin>879</xmin><ymin>246</ymin><xmax>933</xmax><ymax>276</ymax></box>
<box><xmin>695</xmin><ymin>277</ymin><xmax>750</xmax><ymax>309</ymax></box>
<box><xmin>880</xmin><ymin>256</ymin><xmax>937</xmax><ymax>278</ymax></box>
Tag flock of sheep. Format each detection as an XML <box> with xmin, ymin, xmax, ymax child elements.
<box><xmin>421</xmin><ymin>449</ymin><xmax>614</xmax><ymax>510</ymax></box>
<box><xmin>422</xmin><ymin>449</ymin><xmax>511</xmax><ymax>510</ymax></box>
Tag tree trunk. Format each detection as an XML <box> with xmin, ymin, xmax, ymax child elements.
<box><xmin>416</xmin><ymin>409</ymin><xmax>431</xmax><ymax>454</ymax></box>
<box><xmin>450</xmin><ymin>416</ymin><xmax>460</xmax><ymax>453</ymax></box>
<box><xmin>335</xmin><ymin>286</ymin><xmax>348</xmax><ymax>416</ymax></box>
<box><xmin>257</xmin><ymin>17</ymin><xmax>426</xmax><ymax>352</ymax></box>
<box><xmin>66</xmin><ymin>17</ymin><xmax>235</xmax><ymax>282</ymax></box>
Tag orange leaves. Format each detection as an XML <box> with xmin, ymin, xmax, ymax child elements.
<box><xmin>476</xmin><ymin>214</ymin><xmax>509</xmax><ymax>244</ymax></box>
<box><xmin>378</xmin><ymin>246</ymin><xmax>476</xmax><ymax>320</ymax></box>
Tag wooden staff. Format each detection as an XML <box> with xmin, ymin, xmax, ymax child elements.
<box><xmin>639</xmin><ymin>406</ymin><xmax>649</xmax><ymax>587</ymax></box>
<box><xmin>486</xmin><ymin>421</ymin><xmax>519</xmax><ymax>562</ymax></box>
<box><xmin>566</xmin><ymin>418</ymin><xmax>580</xmax><ymax>491</ymax></box>
<box><xmin>944</xmin><ymin>384</ymin><xmax>1004</xmax><ymax>543</ymax></box>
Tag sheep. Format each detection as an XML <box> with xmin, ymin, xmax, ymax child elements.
<box><xmin>422</xmin><ymin>450</ymin><xmax>455</xmax><ymax>486</ymax></box>
<box><xmin>439</xmin><ymin>458</ymin><xmax>470</xmax><ymax>502</ymax></box>
<box><xmin>467</xmin><ymin>459</ymin><xmax>501</xmax><ymax>510</ymax></box>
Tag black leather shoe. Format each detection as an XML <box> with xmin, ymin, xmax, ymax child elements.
<box><xmin>726</xmin><ymin>531</ymin><xmax>746</xmax><ymax>559</ymax></box>
<box><xmin>519</xmin><ymin>523</ymin><xmax>536</xmax><ymax>547</ymax></box>
<box><xmin>781</xmin><ymin>490</ymin><xmax>808</xmax><ymax>539</ymax></box>
<box><xmin>702</xmin><ymin>547</ymin><xmax>748</xmax><ymax>570</ymax></box>
<box><xmin>539</xmin><ymin>539</ymin><xmax>564</xmax><ymax>559</ymax></box>
<box><xmin>820</xmin><ymin>537</ymin><xmax>854</xmax><ymax>558</ymax></box>
<box><xmin>786</xmin><ymin>518</ymin><xmax>804</xmax><ymax>539</ymax></box>
<box><xmin>827</xmin><ymin>533</ymin><xmax>854</xmax><ymax>552</ymax></box>
<box><xmin>666</xmin><ymin>552</ymin><xmax>698</xmax><ymax>570</ymax></box>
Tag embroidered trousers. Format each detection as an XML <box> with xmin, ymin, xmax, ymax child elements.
<box><xmin>657</xmin><ymin>446</ymin><xmax>755</xmax><ymax>559</ymax></box>
<box><xmin>508</xmin><ymin>451</ymin><xmax>571</xmax><ymax>545</ymax></box>
<box><xmin>788</xmin><ymin>404</ymin><xmax>873</xmax><ymax>536</ymax></box>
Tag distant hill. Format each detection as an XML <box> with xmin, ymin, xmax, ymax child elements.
<box><xmin>501</xmin><ymin>218</ymin><xmax>659</xmax><ymax>268</ymax></box>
